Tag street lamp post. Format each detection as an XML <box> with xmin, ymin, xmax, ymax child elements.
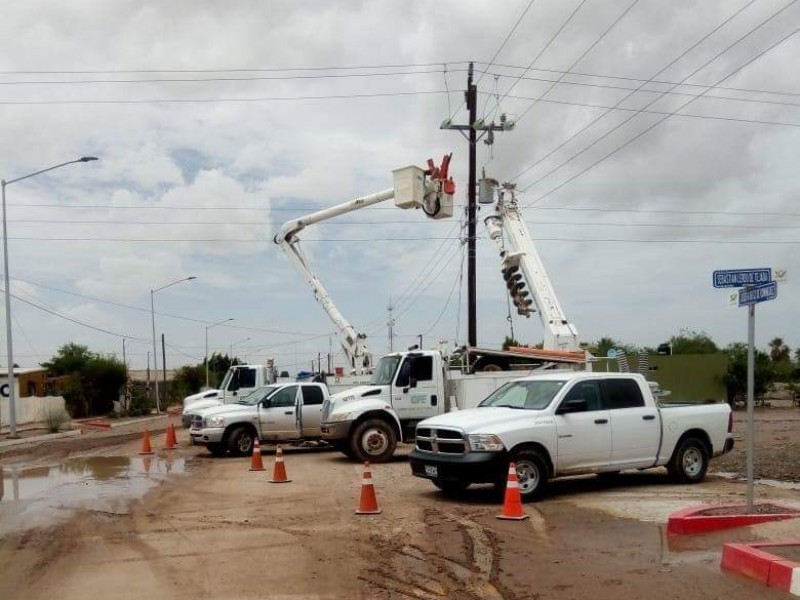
<box><xmin>1</xmin><ymin>156</ymin><xmax>98</xmax><ymax>438</ymax></box>
<box><xmin>205</xmin><ymin>318</ymin><xmax>234</xmax><ymax>388</ymax></box>
<box><xmin>230</xmin><ymin>337</ymin><xmax>251</xmax><ymax>362</ymax></box>
<box><xmin>150</xmin><ymin>276</ymin><xmax>196</xmax><ymax>414</ymax></box>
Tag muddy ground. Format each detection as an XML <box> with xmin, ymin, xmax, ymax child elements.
<box><xmin>0</xmin><ymin>409</ymin><xmax>798</xmax><ymax>599</ymax></box>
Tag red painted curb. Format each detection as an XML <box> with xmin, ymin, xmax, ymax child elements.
<box><xmin>79</xmin><ymin>420</ymin><xmax>113</xmax><ymax>429</ymax></box>
<box><xmin>667</xmin><ymin>503</ymin><xmax>800</xmax><ymax>535</ymax></box>
<box><xmin>721</xmin><ymin>542</ymin><xmax>800</xmax><ymax>595</ymax></box>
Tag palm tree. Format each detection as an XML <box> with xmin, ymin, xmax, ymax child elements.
<box><xmin>769</xmin><ymin>337</ymin><xmax>790</xmax><ymax>363</ymax></box>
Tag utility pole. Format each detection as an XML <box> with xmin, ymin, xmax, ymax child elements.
<box><xmin>441</xmin><ymin>61</ymin><xmax>513</xmax><ymax>347</ymax></box>
<box><xmin>161</xmin><ymin>334</ymin><xmax>167</xmax><ymax>409</ymax></box>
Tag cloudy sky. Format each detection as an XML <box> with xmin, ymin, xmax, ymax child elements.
<box><xmin>0</xmin><ymin>0</ymin><xmax>798</xmax><ymax>374</ymax></box>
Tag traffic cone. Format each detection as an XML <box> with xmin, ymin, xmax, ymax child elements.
<box><xmin>355</xmin><ymin>462</ymin><xmax>382</xmax><ymax>515</ymax></box>
<box><xmin>142</xmin><ymin>455</ymin><xmax>153</xmax><ymax>474</ymax></box>
<box><xmin>249</xmin><ymin>438</ymin><xmax>265</xmax><ymax>472</ymax></box>
<box><xmin>165</xmin><ymin>423</ymin><xmax>178</xmax><ymax>450</ymax></box>
<box><xmin>268</xmin><ymin>445</ymin><xmax>291</xmax><ymax>482</ymax></box>
<box><xmin>138</xmin><ymin>430</ymin><xmax>155</xmax><ymax>455</ymax></box>
<box><xmin>496</xmin><ymin>462</ymin><xmax>529</xmax><ymax>520</ymax></box>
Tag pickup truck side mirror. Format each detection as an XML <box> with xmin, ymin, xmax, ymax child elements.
<box><xmin>556</xmin><ymin>398</ymin><xmax>588</xmax><ymax>415</ymax></box>
<box><xmin>409</xmin><ymin>377</ymin><xmax>417</xmax><ymax>389</ymax></box>
<box><xmin>261</xmin><ymin>398</ymin><xmax>272</xmax><ymax>408</ymax></box>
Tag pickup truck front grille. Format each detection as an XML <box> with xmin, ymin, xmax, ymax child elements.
<box><xmin>415</xmin><ymin>427</ymin><xmax>467</xmax><ymax>455</ymax></box>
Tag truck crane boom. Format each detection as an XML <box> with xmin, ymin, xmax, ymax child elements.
<box><xmin>274</xmin><ymin>157</ymin><xmax>455</xmax><ymax>375</ymax></box>
<box><xmin>484</xmin><ymin>185</ymin><xmax>579</xmax><ymax>352</ymax></box>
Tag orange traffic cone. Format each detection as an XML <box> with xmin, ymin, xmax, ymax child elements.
<box><xmin>139</xmin><ymin>429</ymin><xmax>155</xmax><ymax>455</ymax></box>
<box><xmin>496</xmin><ymin>462</ymin><xmax>529</xmax><ymax>520</ymax></box>
<box><xmin>165</xmin><ymin>423</ymin><xmax>178</xmax><ymax>450</ymax></box>
<box><xmin>355</xmin><ymin>462</ymin><xmax>382</xmax><ymax>515</ymax></box>
<box><xmin>249</xmin><ymin>438</ymin><xmax>265</xmax><ymax>471</ymax></box>
<box><xmin>268</xmin><ymin>445</ymin><xmax>291</xmax><ymax>483</ymax></box>
<box><xmin>142</xmin><ymin>455</ymin><xmax>154</xmax><ymax>474</ymax></box>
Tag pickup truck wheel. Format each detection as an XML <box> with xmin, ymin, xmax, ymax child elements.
<box><xmin>207</xmin><ymin>443</ymin><xmax>226</xmax><ymax>457</ymax></box>
<box><xmin>227</xmin><ymin>427</ymin><xmax>255</xmax><ymax>457</ymax></box>
<box><xmin>511</xmin><ymin>450</ymin><xmax>549</xmax><ymax>501</ymax></box>
<box><xmin>433</xmin><ymin>479</ymin><xmax>470</xmax><ymax>496</ymax></box>
<box><xmin>670</xmin><ymin>437</ymin><xmax>709</xmax><ymax>483</ymax></box>
<box><xmin>350</xmin><ymin>419</ymin><xmax>397</xmax><ymax>463</ymax></box>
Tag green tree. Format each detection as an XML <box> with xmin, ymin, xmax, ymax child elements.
<box><xmin>669</xmin><ymin>331</ymin><xmax>718</xmax><ymax>354</ymax></box>
<box><xmin>768</xmin><ymin>337</ymin><xmax>791</xmax><ymax>363</ymax></box>
<box><xmin>171</xmin><ymin>364</ymin><xmax>205</xmax><ymax>401</ymax></box>
<box><xmin>721</xmin><ymin>343</ymin><xmax>777</xmax><ymax>406</ymax></box>
<box><xmin>42</xmin><ymin>344</ymin><xmax>126</xmax><ymax>417</ymax></box>
<box><xmin>502</xmin><ymin>336</ymin><xmax>521</xmax><ymax>350</ymax></box>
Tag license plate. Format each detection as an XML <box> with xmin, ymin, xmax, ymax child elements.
<box><xmin>424</xmin><ymin>465</ymin><xmax>438</xmax><ymax>478</ymax></box>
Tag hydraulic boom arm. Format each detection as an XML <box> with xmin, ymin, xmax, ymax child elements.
<box><xmin>484</xmin><ymin>187</ymin><xmax>579</xmax><ymax>352</ymax></box>
<box><xmin>274</xmin><ymin>156</ymin><xmax>455</xmax><ymax>375</ymax></box>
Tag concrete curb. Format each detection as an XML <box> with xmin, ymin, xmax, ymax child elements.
<box><xmin>667</xmin><ymin>503</ymin><xmax>800</xmax><ymax>535</ymax></box>
<box><xmin>0</xmin><ymin>415</ymin><xmax>170</xmax><ymax>451</ymax></box>
<box><xmin>721</xmin><ymin>542</ymin><xmax>800</xmax><ymax>595</ymax></box>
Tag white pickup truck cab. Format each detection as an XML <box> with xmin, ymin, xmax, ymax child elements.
<box><xmin>188</xmin><ymin>382</ymin><xmax>328</xmax><ymax>457</ymax></box>
<box><xmin>409</xmin><ymin>372</ymin><xmax>734</xmax><ymax>501</ymax></box>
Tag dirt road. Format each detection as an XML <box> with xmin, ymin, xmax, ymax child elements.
<box><xmin>2</xmin><ymin>408</ymin><xmax>799</xmax><ymax>599</ymax></box>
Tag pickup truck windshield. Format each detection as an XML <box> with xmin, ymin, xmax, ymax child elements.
<box><xmin>236</xmin><ymin>385</ymin><xmax>282</xmax><ymax>405</ymax></box>
<box><xmin>369</xmin><ymin>356</ymin><xmax>401</xmax><ymax>386</ymax></box>
<box><xmin>479</xmin><ymin>380</ymin><xmax>566</xmax><ymax>410</ymax></box>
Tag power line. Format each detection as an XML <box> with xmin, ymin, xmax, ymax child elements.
<box><xmin>509</xmin><ymin>0</ymin><xmax>641</xmax><ymax>124</ymax></box>
<box><xmin>520</xmin><ymin>6</ymin><xmax>800</xmax><ymax>202</ymax></box>
<box><xmin>0</xmin><ymin>89</ymin><xmax>448</xmax><ymax>106</ymax></box>
<box><xmin>420</xmin><ymin>246</ymin><xmax>466</xmax><ymax>337</ymax></box>
<box><xmin>529</xmin><ymin>205</ymin><xmax>800</xmax><ymax>217</ymax></box>
<box><xmin>511</xmin><ymin>0</ymin><xmax>761</xmax><ymax>183</ymax></box>
<box><xmin>0</xmin><ymin>67</ymin><xmax>468</xmax><ymax>87</ymax></box>
<box><xmin>0</xmin><ymin>61</ymin><xmax>472</xmax><ymax>76</ymax></box>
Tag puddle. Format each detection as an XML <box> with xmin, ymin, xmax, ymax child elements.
<box><xmin>0</xmin><ymin>456</ymin><xmax>186</xmax><ymax>535</ymax></box>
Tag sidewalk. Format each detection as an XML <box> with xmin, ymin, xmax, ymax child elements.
<box><xmin>0</xmin><ymin>412</ymin><xmax>176</xmax><ymax>452</ymax></box>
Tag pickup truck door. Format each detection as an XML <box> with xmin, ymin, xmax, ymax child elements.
<box><xmin>259</xmin><ymin>385</ymin><xmax>300</xmax><ymax>440</ymax></box>
<box><xmin>554</xmin><ymin>380</ymin><xmax>612</xmax><ymax>473</ymax></box>
<box><xmin>601</xmin><ymin>378</ymin><xmax>660</xmax><ymax>468</ymax></box>
<box><xmin>392</xmin><ymin>355</ymin><xmax>440</xmax><ymax>420</ymax></box>
<box><xmin>299</xmin><ymin>385</ymin><xmax>325</xmax><ymax>437</ymax></box>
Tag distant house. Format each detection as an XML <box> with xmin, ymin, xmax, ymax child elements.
<box><xmin>0</xmin><ymin>367</ymin><xmax>49</xmax><ymax>397</ymax></box>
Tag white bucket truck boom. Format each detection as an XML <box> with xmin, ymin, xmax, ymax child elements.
<box><xmin>483</xmin><ymin>183</ymin><xmax>580</xmax><ymax>353</ymax></box>
<box><xmin>274</xmin><ymin>156</ymin><xmax>455</xmax><ymax>375</ymax></box>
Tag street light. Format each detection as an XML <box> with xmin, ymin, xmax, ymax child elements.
<box><xmin>230</xmin><ymin>337</ymin><xmax>251</xmax><ymax>362</ymax></box>
<box><xmin>150</xmin><ymin>276</ymin><xmax>196</xmax><ymax>414</ymax></box>
<box><xmin>2</xmin><ymin>156</ymin><xmax>98</xmax><ymax>437</ymax></box>
<box><xmin>205</xmin><ymin>318</ymin><xmax>234</xmax><ymax>388</ymax></box>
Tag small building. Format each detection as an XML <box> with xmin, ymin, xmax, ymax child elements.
<box><xmin>0</xmin><ymin>367</ymin><xmax>49</xmax><ymax>398</ymax></box>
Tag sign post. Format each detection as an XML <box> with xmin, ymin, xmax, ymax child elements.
<box><xmin>712</xmin><ymin>269</ymin><xmax>779</xmax><ymax>512</ymax></box>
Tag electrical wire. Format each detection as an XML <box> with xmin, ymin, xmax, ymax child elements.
<box><xmin>509</xmin><ymin>0</ymin><xmax>641</xmax><ymax>124</ymax></box>
<box><xmin>510</xmin><ymin>0</ymin><xmax>761</xmax><ymax>183</ymax></box>
<box><xmin>420</xmin><ymin>245</ymin><xmax>466</xmax><ymax>337</ymax></box>
<box><xmin>520</xmin><ymin>6</ymin><xmax>800</xmax><ymax>202</ymax></box>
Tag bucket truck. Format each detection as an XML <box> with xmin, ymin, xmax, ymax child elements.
<box><xmin>483</xmin><ymin>183</ymin><xmax>580</xmax><ymax>353</ymax></box>
<box><xmin>273</xmin><ymin>156</ymin><xmax>456</xmax><ymax>376</ymax></box>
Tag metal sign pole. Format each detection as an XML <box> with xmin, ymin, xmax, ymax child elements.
<box><xmin>746</xmin><ymin>302</ymin><xmax>755</xmax><ymax>512</ymax></box>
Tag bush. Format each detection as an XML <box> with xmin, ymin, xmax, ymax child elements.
<box><xmin>41</xmin><ymin>405</ymin><xmax>71</xmax><ymax>433</ymax></box>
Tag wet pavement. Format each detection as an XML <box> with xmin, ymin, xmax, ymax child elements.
<box><xmin>0</xmin><ymin>456</ymin><xmax>187</xmax><ymax>535</ymax></box>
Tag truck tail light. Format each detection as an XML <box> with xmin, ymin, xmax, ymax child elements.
<box><xmin>728</xmin><ymin>411</ymin><xmax>733</xmax><ymax>433</ymax></box>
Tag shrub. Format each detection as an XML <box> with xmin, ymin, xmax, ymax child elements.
<box><xmin>41</xmin><ymin>405</ymin><xmax>71</xmax><ymax>433</ymax></box>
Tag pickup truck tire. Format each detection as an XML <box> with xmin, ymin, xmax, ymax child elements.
<box><xmin>227</xmin><ymin>426</ymin><xmax>255</xmax><ymax>457</ymax></box>
<box><xmin>510</xmin><ymin>450</ymin><xmax>549</xmax><ymax>501</ymax></box>
<box><xmin>669</xmin><ymin>437</ymin><xmax>709</xmax><ymax>483</ymax></box>
<box><xmin>350</xmin><ymin>419</ymin><xmax>397</xmax><ymax>463</ymax></box>
<box><xmin>208</xmin><ymin>443</ymin><xmax>226</xmax><ymax>457</ymax></box>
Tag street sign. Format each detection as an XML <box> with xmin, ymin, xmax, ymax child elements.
<box><xmin>713</xmin><ymin>268</ymin><xmax>771</xmax><ymax>288</ymax></box>
<box><xmin>738</xmin><ymin>281</ymin><xmax>778</xmax><ymax>307</ymax></box>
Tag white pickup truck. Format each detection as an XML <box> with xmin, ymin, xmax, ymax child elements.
<box><xmin>409</xmin><ymin>372</ymin><xmax>734</xmax><ymax>501</ymax></box>
<box><xmin>181</xmin><ymin>363</ymin><xmax>278</xmax><ymax>427</ymax></box>
<box><xmin>188</xmin><ymin>382</ymin><xmax>328</xmax><ymax>457</ymax></box>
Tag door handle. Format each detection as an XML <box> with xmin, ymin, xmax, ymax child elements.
<box><xmin>594</xmin><ymin>418</ymin><xmax>608</xmax><ymax>424</ymax></box>
<box><xmin>284</xmin><ymin>411</ymin><xmax>293</xmax><ymax>415</ymax></box>
<box><xmin>643</xmin><ymin>415</ymin><xmax>656</xmax><ymax>421</ymax></box>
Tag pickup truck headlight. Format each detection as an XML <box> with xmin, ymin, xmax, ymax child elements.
<box><xmin>205</xmin><ymin>416</ymin><xmax>226</xmax><ymax>428</ymax></box>
<box><xmin>467</xmin><ymin>434</ymin><xmax>504</xmax><ymax>452</ymax></box>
